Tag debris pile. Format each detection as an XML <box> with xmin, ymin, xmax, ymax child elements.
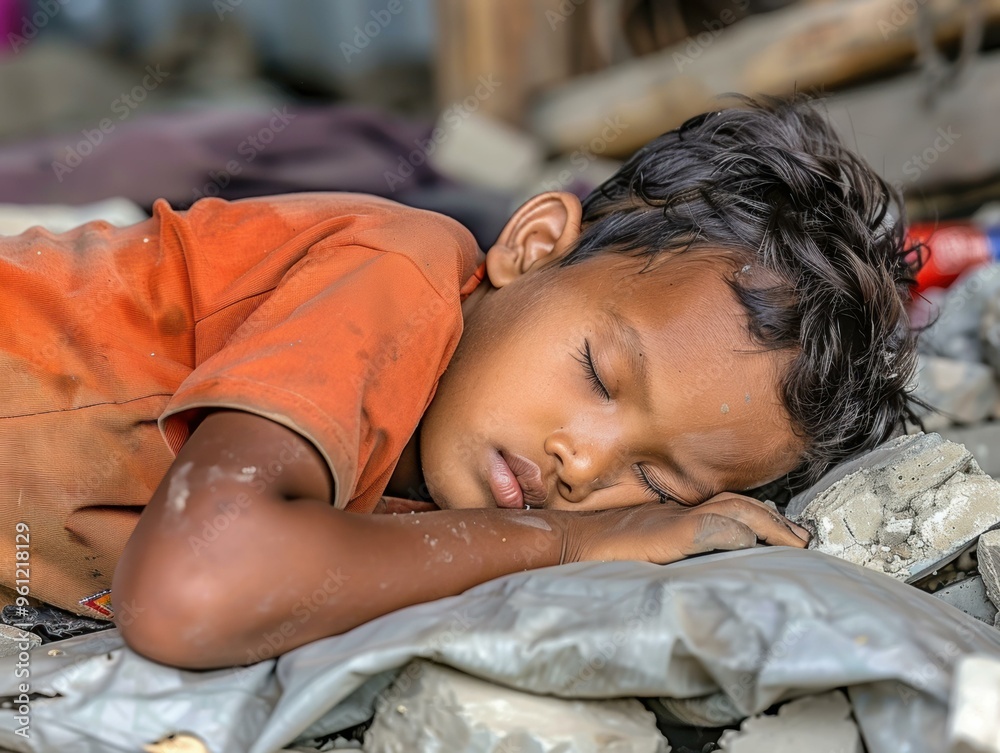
<box><xmin>914</xmin><ymin>265</ymin><xmax>1000</xmax><ymax>476</ymax></box>
<box><xmin>718</xmin><ymin>692</ymin><xmax>863</xmax><ymax>753</ymax></box>
<box><xmin>363</xmin><ymin>660</ymin><xmax>671</xmax><ymax>753</ymax></box>
<box><xmin>789</xmin><ymin>433</ymin><xmax>1000</xmax><ymax>584</ymax></box>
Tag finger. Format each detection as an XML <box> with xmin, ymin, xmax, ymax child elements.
<box><xmin>682</xmin><ymin>513</ymin><xmax>758</xmax><ymax>554</ymax></box>
<box><xmin>701</xmin><ymin>493</ymin><xmax>811</xmax><ymax>543</ymax></box>
<box><xmin>702</xmin><ymin>493</ymin><xmax>811</xmax><ymax>541</ymax></box>
<box><xmin>695</xmin><ymin>497</ymin><xmax>808</xmax><ymax>548</ymax></box>
<box><xmin>373</xmin><ymin>496</ymin><xmax>440</xmax><ymax>515</ymax></box>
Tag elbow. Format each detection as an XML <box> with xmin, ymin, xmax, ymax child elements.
<box><xmin>114</xmin><ymin>577</ymin><xmax>225</xmax><ymax>670</ymax></box>
<box><xmin>113</xmin><ymin>553</ymin><xmax>241</xmax><ymax>669</ymax></box>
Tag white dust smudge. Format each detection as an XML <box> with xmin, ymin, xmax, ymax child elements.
<box><xmin>514</xmin><ymin>516</ymin><xmax>552</xmax><ymax>532</ymax></box>
<box><xmin>167</xmin><ymin>461</ymin><xmax>194</xmax><ymax>513</ymax></box>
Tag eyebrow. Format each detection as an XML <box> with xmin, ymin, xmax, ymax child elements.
<box><xmin>603</xmin><ymin>306</ymin><xmax>719</xmax><ymax>505</ymax></box>
<box><xmin>603</xmin><ymin>306</ymin><xmax>650</xmax><ymax>409</ymax></box>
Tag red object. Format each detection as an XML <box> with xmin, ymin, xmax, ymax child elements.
<box><xmin>908</xmin><ymin>222</ymin><xmax>996</xmax><ymax>293</ymax></box>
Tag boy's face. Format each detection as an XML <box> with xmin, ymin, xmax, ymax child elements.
<box><xmin>417</xmin><ymin>241</ymin><xmax>804</xmax><ymax>512</ymax></box>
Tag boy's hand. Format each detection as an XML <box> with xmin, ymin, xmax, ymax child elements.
<box><xmin>371</xmin><ymin>496</ymin><xmax>440</xmax><ymax>514</ymax></box>
<box><xmin>565</xmin><ymin>492</ymin><xmax>810</xmax><ymax>565</ymax></box>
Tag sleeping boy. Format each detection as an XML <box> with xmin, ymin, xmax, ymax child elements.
<box><xmin>0</xmin><ymin>97</ymin><xmax>917</xmax><ymax>668</ymax></box>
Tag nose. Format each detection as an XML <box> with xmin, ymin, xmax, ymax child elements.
<box><xmin>544</xmin><ymin>429</ymin><xmax>617</xmax><ymax>503</ymax></box>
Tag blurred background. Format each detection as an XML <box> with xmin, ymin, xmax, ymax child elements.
<box><xmin>4</xmin><ymin>0</ymin><xmax>1000</xmax><ymax>462</ymax></box>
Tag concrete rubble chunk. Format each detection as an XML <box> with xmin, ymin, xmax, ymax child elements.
<box><xmin>718</xmin><ymin>691</ymin><xmax>863</xmax><ymax>753</ymax></box>
<box><xmin>912</xmin><ymin>356</ymin><xmax>1000</xmax><ymax>431</ymax></box>
<box><xmin>948</xmin><ymin>655</ymin><xmax>1000</xmax><ymax>753</ymax></box>
<box><xmin>982</xmin><ymin>285</ymin><xmax>1000</xmax><ymax>376</ymax></box>
<box><xmin>932</xmin><ymin>575</ymin><xmax>999</xmax><ymax>626</ymax></box>
<box><xmin>920</xmin><ymin>265</ymin><xmax>1000</xmax><ymax>365</ymax></box>
<box><xmin>364</xmin><ymin>659</ymin><xmax>671</xmax><ymax>753</ymax></box>
<box><xmin>977</xmin><ymin>531</ymin><xmax>1000</xmax><ymax>616</ymax></box>
<box><xmin>0</xmin><ymin>625</ymin><xmax>40</xmax><ymax>658</ymax></box>
<box><xmin>792</xmin><ymin>433</ymin><xmax>1000</xmax><ymax>581</ymax></box>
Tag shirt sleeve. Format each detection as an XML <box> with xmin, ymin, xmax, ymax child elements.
<box><xmin>158</xmin><ymin>238</ymin><xmax>465</xmax><ymax>510</ymax></box>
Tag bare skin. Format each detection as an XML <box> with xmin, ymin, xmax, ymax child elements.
<box><xmin>114</xmin><ymin>191</ymin><xmax>810</xmax><ymax>669</ymax></box>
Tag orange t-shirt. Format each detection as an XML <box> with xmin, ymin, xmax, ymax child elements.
<box><xmin>0</xmin><ymin>192</ymin><xmax>483</xmax><ymax>614</ymax></box>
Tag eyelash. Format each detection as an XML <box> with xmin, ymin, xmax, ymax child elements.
<box><xmin>635</xmin><ymin>465</ymin><xmax>672</xmax><ymax>505</ymax></box>
<box><xmin>574</xmin><ymin>341</ymin><xmax>671</xmax><ymax>505</ymax></box>
<box><xmin>575</xmin><ymin>340</ymin><xmax>610</xmax><ymax>401</ymax></box>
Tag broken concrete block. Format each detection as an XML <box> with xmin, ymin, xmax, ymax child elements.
<box><xmin>364</xmin><ymin>660</ymin><xmax>671</xmax><ymax>753</ymax></box>
<box><xmin>143</xmin><ymin>735</ymin><xmax>209</xmax><ymax>753</ymax></box>
<box><xmin>921</xmin><ymin>265</ymin><xmax>1000</xmax><ymax>365</ymax></box>
<box><xmin>977</xmin><ymin>530</ymin><xmax>1000</xmax><ymax>615</ymax></box>
<box><xmin>912</xmin><ymin>356</ymin><xmax>1000</xmax><ymax>430</ymax></box>
<box><xmin>793</xmin><ymin>433</ymin><xmax>1000</xmax><ymax>581</ymax></box>
<box><xmin>982</xmin><ymin>286</ymin><xmax>1000</xmax><ymax>376</ymax></box>
<box><xmin>0</xmin><ymin>625</ymin><xmax>40</xmax><ymax>658</ymax></box>
<box><xmin>932</xmin><ymin>575</ymin><xmax>999</xmax><ymax>626</ymax></box>
<box><xmin>948</xmin><ymin>655</ymin><xmax>1000</xmax><ymax>753</ymax></box>
<box><xmin>717</xmin><ymin>691</ymin><xmax>862</xmax><ymax>753</ymax></box>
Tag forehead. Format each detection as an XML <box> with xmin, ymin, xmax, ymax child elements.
<box><xmin>574</xmin><ymin>249</ymin><xmax>750</xmax><ymax>355</ymax></box>
<box><xmin>575</xmin><ymin>251</ymin><xmax>801</xmax><ymax>494</ymax></box>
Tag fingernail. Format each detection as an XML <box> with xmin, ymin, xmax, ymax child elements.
<box><xmin>791</xmin><ymin>522</ymin><xmax>811</xmax><ymax>541</ymax></box>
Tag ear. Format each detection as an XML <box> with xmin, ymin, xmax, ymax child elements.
<box><xmin>486</xmin><ymin>192</ymin><xmax>583</xmax><ymax>288</ymax></box>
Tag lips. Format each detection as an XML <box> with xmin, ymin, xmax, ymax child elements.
<box><xmin>487</xmin><ymin>449</ymin><xmax>547</xmax><ymax>509</ymax></box>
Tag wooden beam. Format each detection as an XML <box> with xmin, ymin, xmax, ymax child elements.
<box><xmin>435</xmin><ymin>0</ymin><xmax>579</xmax><ymax>127</ymax></box>
<box><xmin>531</xmin><ymin>0</ymin><xmax>1000</xmax><ymax>155</ymax></box>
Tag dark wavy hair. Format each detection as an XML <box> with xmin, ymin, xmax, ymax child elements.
<box><xmin>564</xmin><ymin>95</ymin><xmax>921</xmax><ymax>495</ymax></box>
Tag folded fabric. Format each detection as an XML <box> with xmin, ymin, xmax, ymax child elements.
<box><xmin>0</xmin><ymin>547</ymin><xmax>997</xmax><ymax>753</ymax></box>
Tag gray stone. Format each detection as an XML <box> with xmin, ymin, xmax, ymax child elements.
<box><xmin>920</xmin><ymin>265</ymin><xmax>1000</xmax><ymax>364</ymax></box>
<box><xmin>786</xmin><ymin>434</ymin><xmax>913</xmax><ymax>518</ymax></box>
<box><xmin>364</xmin><ymin>660</ymin><xmax>671</xmax><ymax>753</ymax></box>
<box><xmin>717</xmin><ymin>691</ymin><xmax>862</xmax><ymax>753</ymax></box>
<box><xmin>912</xmin><ymin>356</ymin><xmax>1000</xmax><ymax>430</ymax></box>
<box><xmin>792</xmin><ymin>433</ymin><xmax>1000</xmax><ymax>581</ymax></box>
<box><xmin>940</xmin><ymin>422</ymin><xmax>1000</xmax><ymax>477</ymax></box>
<box><xmin>932</xmin><ymin>576</ymin><xmax>999</xmax><ymax>626</ymax></box>
<box><xmin>428</xmin><ymin>111</ymin><xmax>544</xmax><ymax>193</ymax></box>
<box><xmin>0</xmin><ymin>624</ymin><xmax>40</xmax><ymax>658</ymax></box>
<box><xmin>948</xmin><ymin>655</ymin><xmax>1000</xmax><ymax>753</ymax></box>
<box><xmin>977</xmin><ymin>530</ymin><xmax>1000</xmax><ymax>615</ymax></box>
<box><xmin>982</xmin><ymin>287</ymin><xmax>1000</xmax><ymax>376</ymax></box>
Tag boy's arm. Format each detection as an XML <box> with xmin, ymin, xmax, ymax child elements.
<box><xmin>113</xmin><ymin>410</ymin><xmax>806</xmax><ymax>669</ymax></box>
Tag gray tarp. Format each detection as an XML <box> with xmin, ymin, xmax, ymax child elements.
<box><xmin>1</xmin><ymin>547</ymin><xmax>998</xmax><ymax>753</ymax></box>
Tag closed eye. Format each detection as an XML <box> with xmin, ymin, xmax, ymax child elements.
<box><xmin>634</xmin><ymin>464</ymin><xmax>674</xmax><ymax>505</ymax></box>
<box><xmin>574</xmin><ymin>340</ymin><xmax>610</xmax><ymax>402</ymax></box>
